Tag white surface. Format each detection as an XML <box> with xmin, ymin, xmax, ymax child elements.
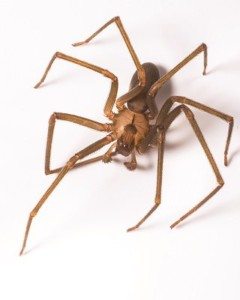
<box><xmin>1</xmin><ymin>0</ymin><xmax>240</xmax><ymax>299</ymax></box>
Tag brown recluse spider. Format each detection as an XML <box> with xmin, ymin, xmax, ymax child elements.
<box><xmin>20</xmin><ymin>16</ymin><xmax>234</xmax><ymax>255</ymax></box>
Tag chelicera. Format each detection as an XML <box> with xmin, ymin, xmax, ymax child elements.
<box><xmin>20</xmin><ymin>16</ymin><xmax>234</xmax><ymax>255</ymax></box>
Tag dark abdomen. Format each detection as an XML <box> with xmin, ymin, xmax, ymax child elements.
<box><xmin>127</xmin><ymin>63</ymin><xmax>159</xmax><ymax>113</ymax></box>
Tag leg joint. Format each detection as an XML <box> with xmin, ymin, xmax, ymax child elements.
<box><xmin>155</xmin><ymin>197</ymin><xmax>161</xmax><ymax>205</ymax></box>
<box><xmin>180</xmin><ymin>105</ymin><xmax>195</xmax><ymax>119</ymax></box>
<box><xmin>102</xmin><ymin>69</ymin><xmax>118</xmax><ymax>81</ymax></box>
<box><xmin>104</xmin><ymin>111</ymin><xmax>116</xmax><ymax>120</ymax></box>
<box><xmin>45</xmin><ymin>168</ymin><xmax>51</xmax><ymax>175</ymax></box>
<box><xmin>201</xmin><ymin>43</ymin><xmax>207</xmax><ymax>50</ymax></box>
<box><xmin>103</xmin><ymin>123</ymin><xmax>113</xmax><ymax>132</ymax></box>
<box><xmin>30</xmin><ymin>211</ymin><xmax>37</xmax><ymax>218</ymax></box>
<box><xmin>165</xmin><ymin>96</ymin><xmax>182</xmax><ymax>105</ymax></box>
<box><xmin>67</xmin><ymin>155</ymin><xmax>80</xmax><ymax>169</ymax></box>
<box><xmin>169</xmin><ymin>96</ymin><xmax>185</xmax><ymax>104</ymax></box>
<box><xmin>113</xmin><ymin>16</ymin><xmax>120</xmax><ymax>22</ymax></box>
<box><xmin>55</xmin><ymin>51</ymin><xmax>63</xmax><ymax>58</ymax></box>
<box><xmin>106</xmin><ymin>133</ymin><xmax>115</xmax><ymax>142</ymax></box>
<box><xmin>227</xmin><ymin>116</ymin><xmax>234</xmax><ymax>124</ymax></box>
<box><xmin>218</xmin><ymin>179</ymin><xmax>225</xmax><ymax>187</ymax></box>
<box><xmin>49</xmin><ymin>112</ymin><xmax>57</xmax><ymax>124</ymax></box>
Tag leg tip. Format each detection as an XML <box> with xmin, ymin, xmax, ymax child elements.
<box><xmin>34</xmin><ymin>82</ymin><xmax>41</xmax><ymax>89</ymax></box>
<box><xmin>72</xmin><ymin>41</ymin><xmax>86</xmax><ymax>47</ymax></box>
<box><xmin>127</xmin><ymin>226</ymin><xmax>138</xmax><ymax>232</ymax></box>
<box><xmin>170</xmin><ymin>221</ymin><xmax>178</xmax><ymax>229</ymax></box>
<box><xmin>45</xmin><ymin>169</ymin><xmax>56</xmax><ymax>175</ymax></box>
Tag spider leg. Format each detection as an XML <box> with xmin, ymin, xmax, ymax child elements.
<box><xmin>156</xmin><ymin>96</ymin><xmax>233</xmax><ymax>166</ymax></box>
<box><xmin>148</xmin><ymin>43</ymin><xmax>207</xmax><ymax>99</ymax></box>
<box><xmin>128</xmin><ymin>103</ymin><xmax>224</xmax><ymax>231</ymax></box>
<box><xmin>72</xmin><ymin>16</ymin><xmax>146</xmax><ymax>87</ymax></box>
<box><xmin>127</xmin><ymin>130</ymin><xmax>165</xmax><ymax>231</ymax></box>
<box><xmin>45</xmin><ymin>112</ymin><xmax>113</xmax><ymax>175</ymax></box>
<box><xmin>124</xmin><ymin>150</ymin><xmax>137</xmax><ymax>171</ymax></box>
<box><xmin>19</xmin><ymin>135</ymin><xmax>114</xmax><ymax>256</ymax></box>
<box><xmin>163</xmin><ymin>105</ymin><xmax>224</xmax><ymax>229</ymax></box>
<box><xmin>102</xmin><ymin>142</ymin><xmax>117</xmax><ymax>163</ymax></box>
<box><xmin>49</xmin><ymin>143</ymin><xmax>117</xmax><ymax>175</ymax></box>
<box><xmin>137</xmin><ymin>125</ymin><xmax>159</xmax><ymax>154</ymax></box>
<box><xmin>34</xmin><ymin>52</ymin><xmax>118</xmax><ymax>120</ymax></box>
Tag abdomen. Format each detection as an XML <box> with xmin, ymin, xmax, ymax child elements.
<box><xmin>129</xmin><ymin>62</ymin><xmax>160</xmax><ymax>92</ymax></box>
<box><xmin>127</xmin><ymin>63</ymin><xmax>160</xmax><ymax>113</ymax></box>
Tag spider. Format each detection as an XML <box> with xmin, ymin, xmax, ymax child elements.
<box><xmin>20</xmin><ymin>16</ymin><xmax>234</xmax><ymax>255</ymax></box>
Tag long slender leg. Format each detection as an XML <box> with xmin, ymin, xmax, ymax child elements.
<box><xmin>45</xmin><ymin>112</ymin><xmax>113</xmax><ymax>175</ymax></box>
<box><xmin>163</xmin><ymin>105</ymin><xmax>224</xmax><ymax>228</ymax></box>
<box><xmin>34</xmin><ymin>52</ymin><xmax>118</xmax><ymax>120</ymax></box>
<box><xmin>148</xmin><ymin>43</ymin><xmax>207</xmax><ymax>99</ymax></box>
<box><xmin>47</xmin><ymin>155</ymin><xmax>104</xmax><ymax>175</ymax></box>
<box><xmin>157</xmin><ymin>96</ymin><xmax>234</xmax><ymax>166</ymax></box>
<box><xmin>72</xmin><ymin>16</ymin><xmax>146</xmax><ymax>87</ymax></box>
<box><xmin>127</xmin><ymin>130</ymin><xmax>165</xmax><ymax>231</ymax></box>
<box><xmin>48</xmin><ymin>142</ymin><xmax>117</xmax><ymax>175</ymax></box>
<box><xmin>19</xmin><ymin>135</ymin><xmax>114</xmax><ymax>255</ymax></box>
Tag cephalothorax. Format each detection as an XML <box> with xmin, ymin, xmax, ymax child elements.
<box><xmin>20</xmin><ymin>17</ymin><xmax>234</xmax><ymax>255</ymax></box>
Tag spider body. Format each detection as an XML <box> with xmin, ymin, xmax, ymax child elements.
<box><xmin>127</xmin><ymin>62</ymin><xmax>160</xmax><ymax>114</ymax></box>
<box><xmin>20</xmin><ymin>16</ymin><xmax>234</xmax><ymax>255</ymax></box>
<box><xmin>113</xmin><ymin>62</ymin><xmax>159</xmax><ymax>157</ymax></box>
<box><xmin>113</xmin><ymin>108</ymin><xmax>149</xmax><ymax>156</ymax></box>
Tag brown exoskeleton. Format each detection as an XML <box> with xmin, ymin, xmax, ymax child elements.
<box><xmin>20</xmin><ymin>17</ymin><xmax>234</xmax><ymax>255</ymax></box>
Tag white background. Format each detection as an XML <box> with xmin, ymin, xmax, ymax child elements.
<box><xmin>1</xmin><ymin>0</ymin><xmax>240</xmax><ymax>299</ymax></box>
